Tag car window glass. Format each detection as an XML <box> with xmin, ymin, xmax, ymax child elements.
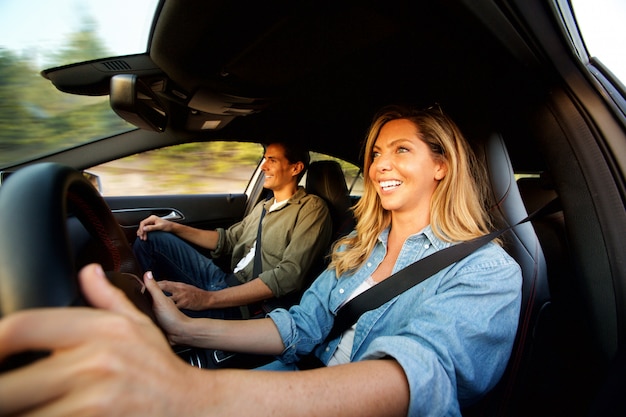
<box><xmin>89</xmin><ymin>142</ymin><xmax>264</xmax><ymax>196</ymax></box>
<box><xmin>0</xmin><ymin>0</ymin><xmax>159</xmax><ymax>168</ymax></box>
<box><xmin>570</xmin><ymin>0</ymin><xmax>626</xmax><ymax>84</ymax></box>
<box><xmin>89</xmin><ymin>143</ymin><xmax>364</xmax><ymax>198</ymax></box>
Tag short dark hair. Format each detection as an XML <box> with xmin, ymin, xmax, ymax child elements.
<box><xmin>266</xmin><ymin>141</ymin><xmax>310</xmax><ymax>182</ymax></box>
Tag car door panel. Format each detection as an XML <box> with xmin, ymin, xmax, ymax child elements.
<box><xmin>104</xmin><ymin>194</ymin><xmax>249</xmax><ymax>244</ymax></box>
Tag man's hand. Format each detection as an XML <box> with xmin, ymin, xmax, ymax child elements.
<box><xmin>136</xmin><ymin>215</ymin><xmax>174</xmax><ymax>241</ymax></box>
<box><xmin>157</xmin><ymin>280</ymin><xmax>213</xmax><ymax>311</ymax></box>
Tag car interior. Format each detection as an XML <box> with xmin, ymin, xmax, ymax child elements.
<box><xmin>1</xmin><ymin>0</ymin><xmax>625</xmax><ymax>415</ymax></box>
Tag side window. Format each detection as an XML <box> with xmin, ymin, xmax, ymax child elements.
<box><xmin>89</xmin><ymin>141</ymin><xmax>264</xmax><ymax>196</ymax></box>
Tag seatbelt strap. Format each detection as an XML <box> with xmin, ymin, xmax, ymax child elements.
<box><xmin>226</xmin><ymin>194</ymin><xmax>272</xmax><ymax>318</ymax></box>
<box><xmin>225</xmin><ymin>197</ymin><xmax>270</xmax><ymax>289</ymax></box>
<box><xmin>253</xmin><ymin>204</ymin><xmax>267</xmax><ymax>279</ymax></box>
<box><xmin>297</xmin><ymin>197</ymin><xmax>561</xmax><ymax>369</ymax></box>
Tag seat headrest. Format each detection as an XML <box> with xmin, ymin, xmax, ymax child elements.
<box><xmin>305</xmin><ymin>160</ymin><xmax>351</xmax><ymax>218</ymax></box>
<box><xmin>474</xmin><ymin>132</ymin><xmax>530</xmax><ymax>227</ymax></box>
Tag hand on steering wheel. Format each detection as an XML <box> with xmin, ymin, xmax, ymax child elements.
<box><xmin>0</xmin><ymin>163</ymin><xmax>155</xmax><ymax>370</ymax></box>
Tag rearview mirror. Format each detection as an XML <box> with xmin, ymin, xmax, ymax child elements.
<box><xmin>109</xmin><ymin>74</ymin><xmax>167</xmax><ymax>132</ymax></box>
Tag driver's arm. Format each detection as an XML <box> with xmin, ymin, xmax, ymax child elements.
<box><xmin>0</xmin><ymin>264</ymin><xmax>410</xmax><ymax>417</ymax></box>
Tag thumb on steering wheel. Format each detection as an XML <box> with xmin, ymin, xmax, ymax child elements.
<box><xmin>78</xmin><ymin>264</ymin><xmax>146</xmax><ymax>321</ymax></box>
<box><xmin>142</xmin><ymin>271</ymin><xmax>190</xmax><ymax>344</ymax></box>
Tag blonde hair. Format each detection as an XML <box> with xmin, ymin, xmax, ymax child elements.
<box><xmin>329</xmin><ymin>104</ymin><xmax>494</xmax><ymax>277</ymax></box>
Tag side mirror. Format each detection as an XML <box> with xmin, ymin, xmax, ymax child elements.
<box><xmin>82</xmin><ymin>171</ymin><xmax>102</xmax><ymax>194</ymax></box>
<box><xmin>109</xmin><ymin>74</ymin><xmax>167</xmax><ymax>132</ymax></box>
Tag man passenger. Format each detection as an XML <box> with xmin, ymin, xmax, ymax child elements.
<box><xmin>133</xmin><ymin>141</ymin><xmax>333</xmax><ymax>318</ymax></box>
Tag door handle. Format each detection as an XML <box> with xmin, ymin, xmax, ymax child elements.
<box><xmin>160</xmin><ymin>210</ymin><xmax>183</xmax><ymax>221</ymax></box>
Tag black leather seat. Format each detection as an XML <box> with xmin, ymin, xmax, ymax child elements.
<box><xmin>464</xmin><ymin>133</ymin><xmax>551</xmax><ymax>416</ymax></box>
<box><xmin>305</xmin><ymin>160</ymin><xmax>355</xmax><ymax>241</ymax></box>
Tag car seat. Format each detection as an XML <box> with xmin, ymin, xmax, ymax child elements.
<box><xmin>305</xmin><ymin>160</ymin><xmax>355</xmax><ymax>242</ymax></box>
<box><xmin>463</xmin><ymin>132</ymin><xmax>551</xmax><ymax>416</ymax></box>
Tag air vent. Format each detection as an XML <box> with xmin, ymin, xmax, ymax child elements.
<box><xmin>101</xmin><ymin>60</ymin><xmax>132</xmax><ymax>71</ymax></box>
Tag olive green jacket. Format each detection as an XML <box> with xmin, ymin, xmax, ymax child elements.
<box><xmin>212</xmin><ymin>187</ymin><xmax>332</xmax><ymax>297</ymax></box>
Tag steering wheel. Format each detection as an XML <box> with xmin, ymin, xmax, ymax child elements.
<box><xmin>0</xmin><ymin>162</ymin><xmax>155</xmax><ymax>326</ymax></box>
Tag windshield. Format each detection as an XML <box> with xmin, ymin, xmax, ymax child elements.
<box><xmin>0</xmin><ymin>0</ymin><xmax>159</xmax><ymax>168</ymax></box>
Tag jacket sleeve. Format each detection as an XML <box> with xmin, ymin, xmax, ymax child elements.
<box><xmin>258</xmin><ymin>196</ymin><xmax>333</xmax><ymax>297</ymax></box>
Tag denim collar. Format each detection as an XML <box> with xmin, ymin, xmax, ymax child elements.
<box><xmin>377</xmin><ymin>224</ymin><xmax>451</xmax><ymax>252</ymax></box>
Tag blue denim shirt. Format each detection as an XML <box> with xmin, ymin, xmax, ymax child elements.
<box><xmin>267</xmin><ymin>225</ymin><xmax>522</xmax><ymax>417</ymax></box>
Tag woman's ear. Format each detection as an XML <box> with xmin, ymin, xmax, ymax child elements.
<box><xmin>434</xmin><ymin>162</ymin><xmax>447</xmax><ymax>181</ymax></box>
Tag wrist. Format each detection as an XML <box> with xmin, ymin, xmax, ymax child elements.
<box><xmin>176</xmin><ymin>316</ymin><xmax>222</xmax><ymax>349</ymax></box>
<box><xmin>203</xmin><ymin>288</ymin><xmax>221</xmax><ymax>309</ymax></box>
<box><xmin>167</xmin><ymin>221</ymin><xmax>182</xmax><ymax>234</ymax></box>
<box><xmin>168</xmin><ymin>315</ymin><xmax>193</xmax><ymax>345</ymax></box>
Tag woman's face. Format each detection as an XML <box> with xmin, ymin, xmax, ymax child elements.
<box><xmin>369</xmin><ymin>118</ymin><xmax>447</xmax><ymax>216</ymax></box>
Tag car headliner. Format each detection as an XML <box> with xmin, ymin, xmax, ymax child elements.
<box><xmin>41</xmin><ymin>0</ymin><xmax>557</xmax><ymax>171</ymax></box>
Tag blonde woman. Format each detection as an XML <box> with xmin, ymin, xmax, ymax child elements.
<box><xmin>0</xmin><ymin>105</ymin><xmax>521</xmax><ymax>417</ymax></box>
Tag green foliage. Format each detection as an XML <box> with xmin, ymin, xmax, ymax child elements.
<box><xmin>0</xmin><ymin>18</ymin><xmax>127</xmax><ymax>168</ymax></box>
<box><xmin>50</xmin><ymin>16</ymin><xmax>112</xmax><ymax>67</ymax></box>
<box><xmin>0</xmin><ymin>50</ymin><xmax>32</xmax><ymax>154</ymax></box>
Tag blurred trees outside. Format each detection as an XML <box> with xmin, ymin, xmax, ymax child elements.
<box><xmin>89</xmin><ymin>142</ymin><xmax>265</xmax><ymax>195</ymax></box>
<box><xmin>0</xmin><ymin>19</ymin><xmax>128</xmax><ymax>166</ymax></box>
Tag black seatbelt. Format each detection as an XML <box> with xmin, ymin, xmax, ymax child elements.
<box><xmin>253</xmin><ymin>205</ymin><xmax>267</xmax><ymax>279</ymax></box>
<box><xmin>296</xmin><ymin>197</ymin><xmax>561</xmax><ymax>370</ymax></box>
<box><xmin>226</xmin><ymin>194</ymin><xmax>272</xmax><ymax>288</ymax></box>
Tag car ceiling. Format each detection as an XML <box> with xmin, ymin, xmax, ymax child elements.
<box><xmin>43</xmin><ymin>0</ymin><xmax>560</xmax><ymax>170</ymax></box>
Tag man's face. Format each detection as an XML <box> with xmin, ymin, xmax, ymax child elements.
<box><xmin>260</xmin><ymin>144</ymin><xmax>301</xmax><ymax>193</ymax></box>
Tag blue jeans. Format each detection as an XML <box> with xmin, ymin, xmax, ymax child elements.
<box><xmin>133</xmin><ymin>231</ymin><xmax>242</xmax><ymax>319</ymax></box>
